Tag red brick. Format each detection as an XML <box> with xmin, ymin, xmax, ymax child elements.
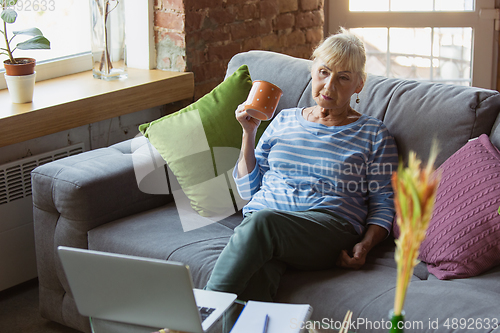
<box><xmin>201</xmin><ymin>26</ymin><xmax>232</xmax><ymax>44</ymax></box>
<box><xmin>275</xmin><ymin>13</ymin><xmax>295</xmax><ymax>30</ymax></box>
<box><xmin>295</xmin><ymin>10</ymin><xmax>323</xmax><ymax>29</ymax></box>
<box><xmin>162</xmin><ymin>0</ymin><xmax>184</xmax><ymax>12</ymax></box>
<box><xmin>305</xmin><ymin>27</ymin><xmax>323</xmax><ymax>45</ymax></box>
<box><xmin>186</xmin><ymin>31</ymin><xmax>206</xmax><ymax>50</ymax></box>
<box><xmin>185</xmin><ymin>10</ymin><xmax>206</xmax><ymax>32</ymax></box>
<box><xmin>236</xmin><ymin>3</ymin><xmax>260</xmax><ymax>20</ymax></box>
<box><xmin>278</xmin><ymin>32</ymin><xmax>289</xmax><ymax>47</ymax></box>
<box><xmin>156</xmin><ymin>31</ymin><xmax>186</xmax><ymax>48</ymax></box>
<box><xmin>176</xmin><ymin>55</ymin><xmax>187</xmax><ymax>71</ymax></box>
<box><xmin>184</xmin><ymin>0</ymin><xmax>223</xmax><ymax>11</ymax></box>
<box><xmin>186</xmin><ymin>48</ymin><xmax>207</xmax><ymax>68</ymax></box>
<box><xmin>160</xmin><ymin>56</ymin><xmax>172</xmax><ymax>68</ymax></box>
<box><xmin>260</xmin><ymin>0</ymin><xmax>279</xmax><ymax>18</ymax></box>
<box><xmin>243</xmin><ymin>37</ymin><xmax>262</xmax><ymax>51</ymax></box>
<box><xmin>230</xmin><ymin>21</ymin><xmax>256</xmax><ymax>40</ymax></box>
<box><xmin>195</xmin><ymin>80</ymin><xmax>220</xmax><ymax>100</ymax></box>
<box><xmin>278</xmin><ymin>0</ymin><xmax>298</xmax><ymax>13</ymax></box>
<box><xmin>286</xmin><ymin>29</ymin><xmax>306</xmax><ymax>46</ymax></box>
<box><xmin>230</xmin><ymin>19</ymin><xmax>272</xmax><ymax>40</ymax></box>
<box><xmin>209</xmin><ymin>6</ymin><xmax>237</xmax><ymax>25</ymax></box>
<box><xmin>226</xmin><ymin>0</ymin><xmax>254</xmax><ymax>5</ymax></box>
<box><xmin>259</xmin><ymin>18</ymin><xmax>273</xmax><ymax>35</ymax></box>
<box><xmin>155</xmin><ymin>11</ymin><xmax>185</xmax><ymax>31</ymax></box>
<box><xmin>208</xmin><ymin>42</ymin><xmax>241</xmax><ymax>62</ymax></box>
<box><xmin>261</xmin><ymin>34</ymin><xmax>279</xmax><ymax>49</ymax></box>
<box><xmin>284</xmin><ymin>44</ymin><xmax>312</xmax><ymax>59</ymax></box>
<box><xmin>192</xmin><ymin>62</ymin><xmax>226</xmax><ymax>82</ymax></box>
<box><xmin>153</xmin><ymin>1</ymin><xmax>326</xmax><ymax>92</ymax></box>
<box><xmin>300</xmin><ymin>0</ymin><xmax>319</xmax><ymax>11</ymax></box>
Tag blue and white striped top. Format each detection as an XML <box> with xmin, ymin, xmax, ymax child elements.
<box><xmin>233</xmin><ymin>107</ymin><xmax>399</xmax><ymax>235</ymax></box>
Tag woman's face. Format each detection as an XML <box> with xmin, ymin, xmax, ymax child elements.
<box><xmin>311</xmin><ymin>58</ymin><xmax>364</xmax><ymax>113</ymax></box>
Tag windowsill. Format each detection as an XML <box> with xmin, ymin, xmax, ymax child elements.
<box><xmin>0</xmin><ymin>68</ymin><xmax>195</xmax><ymax>148</ymax></box>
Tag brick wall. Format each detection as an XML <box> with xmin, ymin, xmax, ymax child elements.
<box><xmin>155</xmin><ymin>0</ymin><xmax>324</xmax><ymax>99</ymax></box>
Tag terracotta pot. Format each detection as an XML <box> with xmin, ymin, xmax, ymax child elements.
<box><xmin>3</xmin><ymin>58</ymin><xmax>36</xmax><ymax>76</ymax></box>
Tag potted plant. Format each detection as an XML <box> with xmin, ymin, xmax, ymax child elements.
<box><xmin>1</xmin><ymin>0</ymin><xmax>50</xmax><ymax>103</ymax></box>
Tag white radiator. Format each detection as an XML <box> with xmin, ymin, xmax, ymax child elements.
<box><xmin>0</xmin><ymin>143</ymin><xmax>84</xmax><ymax>291</ymax></box>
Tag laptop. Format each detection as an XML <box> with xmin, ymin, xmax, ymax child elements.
<box><xmin>57</xmin><ymin>246</ymin><xmax>237</xmax><ymax>333</ymax></box>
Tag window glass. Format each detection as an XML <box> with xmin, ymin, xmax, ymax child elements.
<box><xmin>351</xmin><ymin>27</ymin><xmax>472</xmax><ymax>85</ymax></box>
<box><xmin>350</xmin><ymin>0</ymin><xmax>474</xmax><ymax>12</ymax></box>
<box><xmin>350</xmin><ymin>0</ymin><xmax>389</xmax><ymax>12</ymax></box>
<box><xmin>1</xmin><ymin>0</ymin><xmax>91</xmax><ymax>63</ymax></box>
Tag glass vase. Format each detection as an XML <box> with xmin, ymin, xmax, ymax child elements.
<box><xmin>389</xmin><ymin>309</ymin><xmax>405</xmax><ymax>333</ymax></box>
<box><xmin>89</xmin><ymin>0</ymin><xmax>127</xmax><ymax>80</ymax></box>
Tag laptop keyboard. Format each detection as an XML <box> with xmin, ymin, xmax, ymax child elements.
<box><xmin>198</xmin><ymin>306</ymin><xmax>216</xmax><ymax>322</ymax></box>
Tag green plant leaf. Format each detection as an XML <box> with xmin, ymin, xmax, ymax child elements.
<box><xmin>16</xmin><ymin>35</ymin><xmax>50</xmax><ymax>50</ymax></box>
<box><xmin>1</xmin><ymin>8</ymin><xmax>17</xmax><ymax>24</ymax></box>
<box><xmin>0</xmin><ymin>0</ymin><xmax>19</xmax><ymax>7</ymax></box>
<box><xmin>13</xmin><ymin>27</ymin><xmax>43</xmax><ymax>36</ymax></box>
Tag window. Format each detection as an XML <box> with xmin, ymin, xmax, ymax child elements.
<box><xmin>0</xmin><ymin>0</ymin><xmax>155</xmax><ymax>89</ymax></box>
<box><xmin>0</xmin><ymin>0</ymin><xmax>91</xmax><ymax>63</ymax></box>
<box><xmin>349</xmin><ymin>0</ymin><xmax>474</xmax><ymax>12</ymax></box>
<box><xmin>0</xmin><ymin>0</ymin><xmax>92</xmax><ymax>88</ymax></box>
<box><xmin>326</xmin><ymin>0</ymin><xmax>497</xmax><ymax>89</ymax></box>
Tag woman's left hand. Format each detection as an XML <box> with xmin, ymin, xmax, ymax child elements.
<box><xmin>336</xmin><ymin>243</ymin><xmax>368</xmax><ymax>270</ymax></box>
<box><xmin>336</xmin><ymin>224</ymin><xmax>388</xmax><ymax>270</ymax></box>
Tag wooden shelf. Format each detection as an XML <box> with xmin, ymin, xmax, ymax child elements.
<box><xmin>0</xmin><ymin>69</ymin><xmax>195</xmax><ymax>148</ymax></box>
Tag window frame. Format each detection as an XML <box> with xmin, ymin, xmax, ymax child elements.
<box><xmin>325</xmin><ymin>0</ymin><xmax>497</xmax><ymax>89</ymax></box>
<box><xmin>0</xmin><ymin>0</ymin><xmax>155</xmax><ymax>90</ymax></box>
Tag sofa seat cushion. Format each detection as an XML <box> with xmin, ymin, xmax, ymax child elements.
<box><xmin>274</xmin><ymin>239</ymin><xmax>429</xmax><ymax>328</ymax></box>
<box><xmin>87</xmin><ymin>202</ymin><xmax>243</xmax><ymax>288</ymax></box>
<box><xmin>275</xmin><ymin>264</ymin><xmax>411</xmax><ymax>330</ymax></box>
<box><xmin>357</xmin><ymin>277</ymin><xmax>500</xmax><ymax>333</ymax></box>
<box><xmin>276</xmin><ymin>265</ymin><xmax>500</xmax><ymax>333</ymax></box>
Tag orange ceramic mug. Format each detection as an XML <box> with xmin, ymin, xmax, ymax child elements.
<box><xmin>244</xmin><ymin>80</ymin><xmax>283</xmax><ymax>120</ymax></box>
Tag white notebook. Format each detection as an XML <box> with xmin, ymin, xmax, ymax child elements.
<box><xmin>230</xmin><ymin>301</ymin><xmax>313</xmax><ymax>333</ymax></box>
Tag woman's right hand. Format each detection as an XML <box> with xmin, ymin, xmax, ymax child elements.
<box><xmin>235</xmin><ymin>104</ymin><xmax>261</xmax><ymax>135</ymax></box>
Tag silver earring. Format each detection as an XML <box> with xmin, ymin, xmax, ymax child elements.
<box><xmin>356</xmin><ymin>94</ymin><xmax>360</xmax><ymax>104</ymax></box>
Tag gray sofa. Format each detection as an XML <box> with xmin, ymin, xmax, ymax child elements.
<box><xmin>33</xmin><ymin>51</ymin><xmax>500</xmax><ymax>333</ymax></box>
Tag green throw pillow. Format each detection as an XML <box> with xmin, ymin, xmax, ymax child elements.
<box><xmin>139</xmin><ymin>64</ymin><xmax>253</xmax><ymax>217</ymax></box>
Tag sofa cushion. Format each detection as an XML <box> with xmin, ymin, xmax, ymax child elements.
<box><xmin>87</xmin><ymin>202</ymin><xmax>242</xmax><ymax>287</ymax></box>
<box><xmin>355</xmin><ymin>76</ymin><xmax>500</xmax><ymax>167</ymax></box>
<box><xmin>138</xmin><ymin>65</ymin><xmax>252</xmax><ymax>218</ymax></box>
<box><xmin>418</xmin><ymin>134</ymin><xmax>500</xmax><ymax>279</ymax></box>
<box><xmin>225</xmin><ymin>50</ymin><xmax>315</xmax><ymax>112</ymax></box>
<box><xmin>226</xmin><ymin>52</ymin><xmax>500</xmax><ymax>167</ymax></box>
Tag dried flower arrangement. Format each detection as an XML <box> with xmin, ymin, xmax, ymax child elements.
<box><xmin>391</xmin><ymin>145</ymin><xmax>441</xmax><ymax>317</ymax></box>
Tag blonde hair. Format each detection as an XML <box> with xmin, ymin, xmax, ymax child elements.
<box><xmin>312</xmin><ymin>27</ymin><xmax>367</xmax><ymax>82</ymax></box>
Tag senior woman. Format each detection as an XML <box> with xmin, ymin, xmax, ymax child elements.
<box><xmin>206</xmin><ymin>28</ymin><xmax>399</xmax><ymax>302</ymax></box>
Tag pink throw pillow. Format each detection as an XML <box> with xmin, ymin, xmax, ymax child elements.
<box><xmin>418</xmin><ymin>134</ymin><xmax>500</xmax><ymax>279</ymax></box>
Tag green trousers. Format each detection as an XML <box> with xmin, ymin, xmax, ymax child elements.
<box><xmin>206</xmin><ymin>208</ymin><xmax>360</xmax><ymax>301</ymax></box>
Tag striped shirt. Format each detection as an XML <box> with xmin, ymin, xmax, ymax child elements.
<box><xmin>233</xmin><ymin>107</ymin><xmax>399</xmax><ymax>235</ymax></box>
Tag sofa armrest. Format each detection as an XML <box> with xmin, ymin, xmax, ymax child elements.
<box><xmin>32</xmin><ymin>136</ymin><xmax>171</xmax><ymax>329</ymax></box>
